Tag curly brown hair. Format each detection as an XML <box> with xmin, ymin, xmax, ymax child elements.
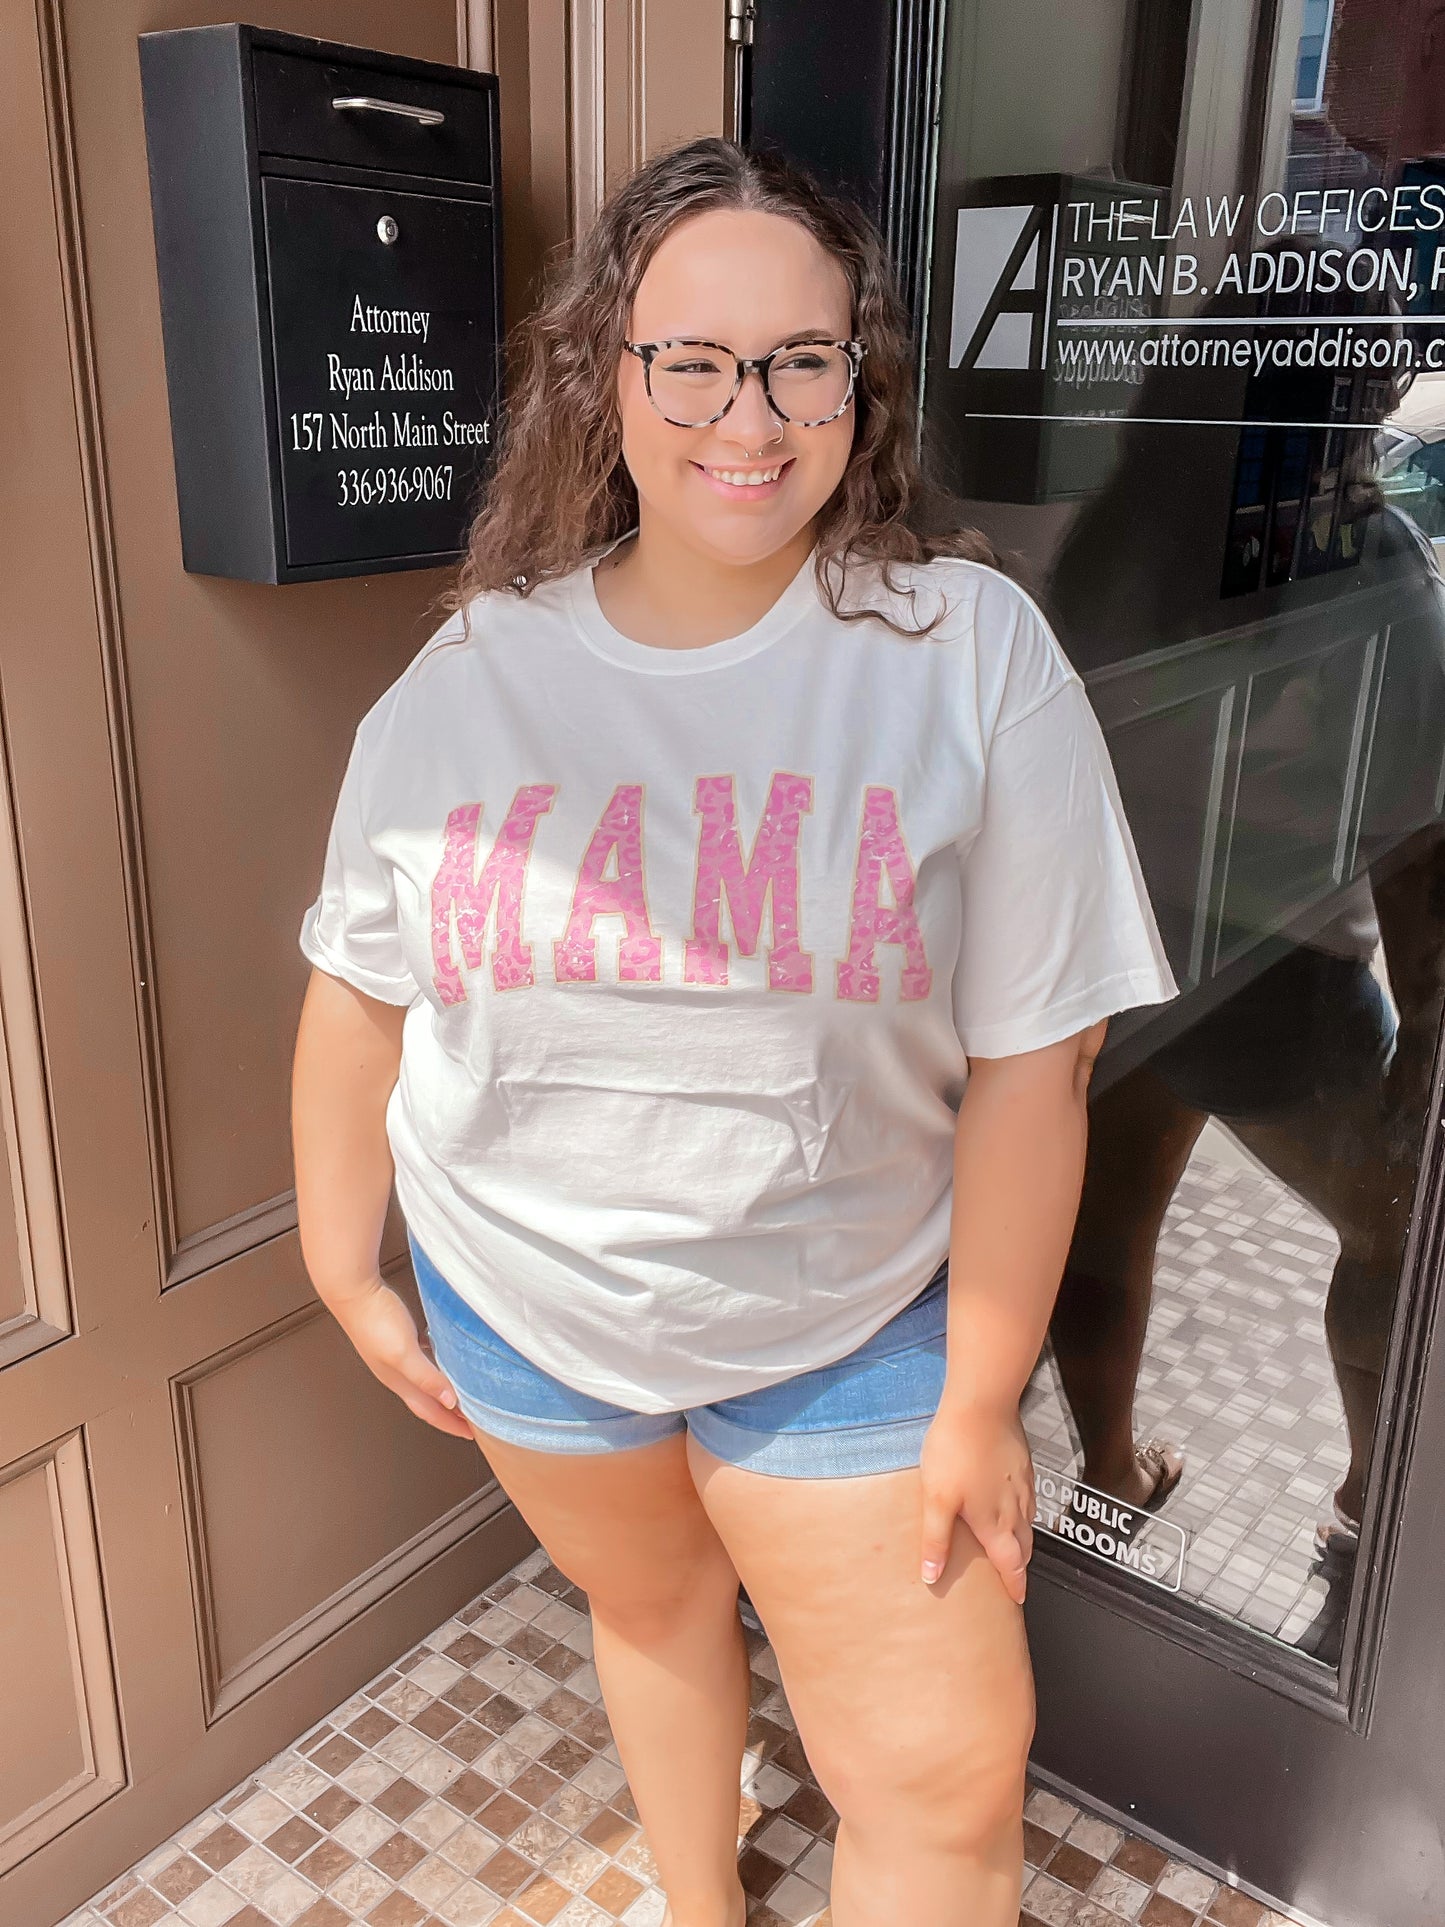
<box><xmin>446</xmin><ymin>136</ymin><xmax>999</xmax><ymax>633</ymax></box>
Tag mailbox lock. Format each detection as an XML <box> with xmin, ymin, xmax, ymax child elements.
<box><xmin>376</xmin><ymin>215</ymin><xmax>400</xmax><ymax>245</ymax></box>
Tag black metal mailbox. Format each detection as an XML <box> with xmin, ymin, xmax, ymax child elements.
<box><xmin>139</xmin><ymin>25</ymin><xmax>502</xmax><ymax>583</ymax></box>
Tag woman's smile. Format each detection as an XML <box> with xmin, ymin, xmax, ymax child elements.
<box><xmin>690</xmin><ymin>455</ymin><xmax>795</xmax><ymax>499</ymax></box>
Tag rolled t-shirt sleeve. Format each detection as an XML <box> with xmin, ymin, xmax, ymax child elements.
<box><xmin>299</xmin><ymin>726</ymin><xmax>419</xmax><ymax>1006</ymax></box>
<box><xmin>952</xmin><ymin>646</ymin><xmax>1177</xmax><ymax>1058</ymax></box>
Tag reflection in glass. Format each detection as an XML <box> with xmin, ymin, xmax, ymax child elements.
<box><xmin>925</xmin><ymin>0</ymin><xmax>1445</xmax><ymax>1663</ymax></box>
<box><xmin>1293</xmin><ymin>0</ymin><xmax>1336</xmax><ymax>113</ymax></box>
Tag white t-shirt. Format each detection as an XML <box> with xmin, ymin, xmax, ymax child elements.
<box><xmin>300</xmin><ymin>547</ymin><xmax>1175</xmax><ymax>1411</ymax></box>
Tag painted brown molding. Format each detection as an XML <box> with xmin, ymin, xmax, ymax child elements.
<box><xmin>0</xmin><ymin>1432</ymin><xmax>125</xmax><ymax>1874</ymax></box>
<box><xmin>33</xmin><ymin>0</ymin><xmax>174</xmax><ymax>1284</ymax></box>
<box><xmin>172</xmin><ymin>1301</ymin><xmax>511</xmax><ymax>1722</ymax></box>
<box><xmin>0</xmin><ymin>715</ymin><xmax>71</xmax><ymax>1367</ymax></box>
<box><xmin>166</xmin><ymin>1191</ymin><xmax>300</xmax><ymax>1290</ymax></box>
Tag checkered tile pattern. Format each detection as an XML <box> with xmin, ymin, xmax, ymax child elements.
<box><xmin>1023</xmin><ymin>1145</ymin><xmax>1347</xmax><ymax>1644</ymax></box>
<box><xmin>1020</xmin><ymin>1787</ymin><xmax>1304</xmax><ymax>1926</ymax></box>
<box><xmin>63</xmin><ymin>1548</ymin><xmax>1310</xmax><ymax>1927</ymax></box>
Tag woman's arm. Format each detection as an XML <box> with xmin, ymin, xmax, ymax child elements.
<box><xmin>919</xmin><ymin>1020</ymin><xmax>1107</xmax><ymax>1597</ymax></box>
<box><xmin>292</xmin><ymin>967</ymin><xmax>472</xmax><ymax>1436</ymax></box>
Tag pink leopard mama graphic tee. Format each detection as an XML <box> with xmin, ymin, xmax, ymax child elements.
<box><xmin>300</xmin><ymin>550</ymin><xmax>1176</xmax><ymax>1411</ymax></box>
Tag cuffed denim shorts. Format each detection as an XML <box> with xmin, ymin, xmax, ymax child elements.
<box><xmin>408</xmin><ymin>1235</ymin><xmax>950</xmax><ymax>1478</ymax></box>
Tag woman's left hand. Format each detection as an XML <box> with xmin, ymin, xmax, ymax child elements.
<box><xmin>918</xmin><ymin>1402</ymin><xmax>1036</xmax><ymax>1603</ymax></box>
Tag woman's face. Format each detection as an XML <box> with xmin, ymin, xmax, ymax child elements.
<box><xmin>618</xmin><ymin>208</ymin><xmax>856</xmax><ymax>568</ymax></box>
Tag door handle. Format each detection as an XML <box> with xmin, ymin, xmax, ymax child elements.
<box><xmin>331</xmin><ymin>96</ymin><xmax>446</xmax><ymax>128</ymax></box>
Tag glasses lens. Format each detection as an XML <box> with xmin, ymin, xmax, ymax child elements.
<box><xmin>647</xmin><ymin>343</ymin><xmax>741</xmax><ymax>425</ymax></box>
<box><xmin>766</xmin><ymin>344</ymin><xmax>854</xmax><ymax>422</ymax></box>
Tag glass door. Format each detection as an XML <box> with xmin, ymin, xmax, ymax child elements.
<box><xmin>751</xmin><ymin>4</ymin><xmax>1445</xmax><ymax>1920</ymax></box>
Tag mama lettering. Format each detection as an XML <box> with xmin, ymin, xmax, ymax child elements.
<box><xmin>430</xmin><ymin>775</ymin><xmax>933</xmax><ymax>1007</ymax></box>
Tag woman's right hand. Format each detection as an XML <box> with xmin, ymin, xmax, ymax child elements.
<box><xmin>327</xmin><ymin>1278</ymin><xmax>476</xmax><ymax>1438</ymax></box>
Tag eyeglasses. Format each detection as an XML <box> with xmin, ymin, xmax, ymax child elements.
<box><xmin>623</xmin><ymin>336</ymin><xmax>866</xmax><ymax>429</ymax></box>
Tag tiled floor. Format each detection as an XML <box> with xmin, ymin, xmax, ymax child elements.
<box><xmin>64</xmin><ymin>1547</ymin><xmax>1310</xmax><ymax>1927</ymax></box>
<box><xmin>1023</xmin><ymin>1137</ymin><xmax>1349</xmax><ymax>1647</ymax></box>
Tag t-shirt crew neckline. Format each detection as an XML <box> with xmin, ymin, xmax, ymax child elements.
<box><xmin>566</xmin><ymin>540</ymin><xmax>821</xmax><ymax>674</ymax></box>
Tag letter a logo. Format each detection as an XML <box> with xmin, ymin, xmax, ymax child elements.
<box><xmin>950</xmin><ymin>202</ymin><xmax>1053</xmax><ymax>371</ymax></box>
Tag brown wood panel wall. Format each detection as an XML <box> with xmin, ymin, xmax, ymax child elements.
<box><xmin>0</xmin><ymin>7</ymin><xmax>539</xmax><ymax>1923</ymax></box>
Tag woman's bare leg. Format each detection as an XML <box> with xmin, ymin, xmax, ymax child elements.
<box><xmin>1051</xmin><ymin>1065</ymin><xmax>1207</xmax><ymax>1503</ymax></box>
<box><xmin>472</xmin><ymin>1427</ymin><xmax>749</xmax><ymax>1927</ymax></box>
<box><xmin>691</xmin><ymin>1438</ymin><xmax>1035</xmax><ymax>1927</ymax></box>
<box><xmin>1232</xmin><ymin>1093</ymin><xmax>1404</xmax><ymax>1526</ymax></box>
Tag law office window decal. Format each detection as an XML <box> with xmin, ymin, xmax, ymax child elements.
<box><xmin>943</xmin><ymin>180</ymin><xmax>1445</xmax><ymax>436</ymax></box>
<box><xmin>924</xmin><ymin>0</ymin><xmax>1445</xmax><ymax>1672</ymax></box>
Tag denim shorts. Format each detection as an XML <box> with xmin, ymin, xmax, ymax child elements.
<box><xmin>408</xmin><ymin>1235</ymin><xmax>950</xmax><ymax>1478</ymax></box>
<box><xmin>1149</xmin><ymin>946</ymin><xmax>1396</xmax><ymax>1119</ymax></box>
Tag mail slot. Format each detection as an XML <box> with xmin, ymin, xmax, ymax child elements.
<box><xmin>139</xmin><ymin>24</ymin><xmax>502</xmax><ymax>583</ymax></box>
<box><xmin>251</xmin><ymin>48</ymin><xmax>493</xmax><ymax>182</ymax></box>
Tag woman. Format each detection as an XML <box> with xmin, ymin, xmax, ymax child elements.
<box><xmin>291</xmin><ymin>138</ymin><xmax>1174</xmax><ymax>1927</ymax></box>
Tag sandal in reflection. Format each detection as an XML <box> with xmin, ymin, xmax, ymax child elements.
<box><xmin>1079</xmin><ymin>1439</ymin><xmax>1184</xmax><ymax>1512</ymax></box>
<box><xmin>1134</xmin><ymin>1438</ymin><xmax>1186</xmax><ymax>1512</ymax></box>
<box><xmin>1298</xmin><ymin>1509</ymin><xmax>1361</xmax><ymax>1667</ymax></box>
<box><xmin>1313</xmin><ymin>1500</ymin><xmax>1362</xmax><ymax>1575</ymax></box>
